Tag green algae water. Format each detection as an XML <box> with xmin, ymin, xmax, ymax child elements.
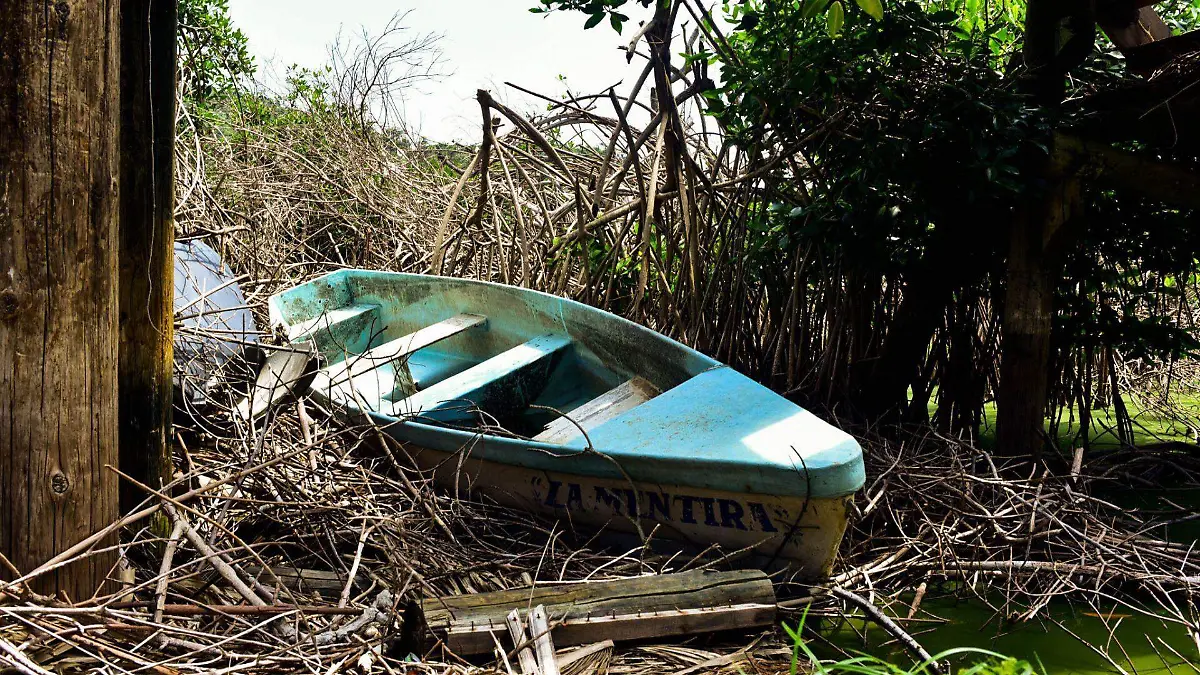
<box><xmin>814</xmin><ymin>484</ymin><xmax>1200</xmax><ymax>674</ymax></box>
<box><xmin>815</xmin><ymin>596</ymin><xmax>1197</xmax><ymax>675</ymax></box>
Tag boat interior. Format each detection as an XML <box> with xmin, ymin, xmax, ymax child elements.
<box><xmin>275</xmin><ymin>273</ymin><xmax>714</xmax><ymax>444</ymax></box>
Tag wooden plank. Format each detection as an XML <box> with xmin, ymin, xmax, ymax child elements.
<box><xmin>235</xmin><ymin>342</ymin><xmax>317</xmax><ymax>420</ymax></box>
<box><xmin>529</xmin><ymin>605</ymin><xmax>562</xmax><ymax>675</ymax></box>
<box><xmin>320</xmin><ymin>313</ymin><xmax>486</xmax><ymax>388</ymax></box>
<box><xmin>387</xmin><ymin>334</ymin><xmax>571</xmax><ymax>420</ymax></box>
<box><xmin>1059</xmin><ymin>133</ymin><xmax>1200</xmax><ymax>210</ymax></box>
<box><xmin>507</xmin><ymin>610</ymin><xmax>540</xmax><ymax>675</ymax></box>
<box><xmin>243</xmin><ymin>565</ymin><xmax>361</xmax><ymax>599</ymax></box>
<box><xmin>1100</xmin><ymin>6</ymin><xmax>1172</xmax><ymax>57</ymax></box>
<box><xmin>1124</xmin><ymin>28</ymin><xmax>1200</xmax><ymax>73</ymax></box>
<box><xmin>1</xmin><ymin>0</ymin><xmax>122</xmax><ymax>599</ymax></box>
<box><xmin>447</xmin><ymin>603</ymin><xmax>777</xmax><ymax>656</ymax></box>
<box><xmin>535</xmin><ymin>377</ymin><xmax>659</xmax><ymax>444</ymax></box>
<box><xmin>421</xmin><ymin>570</ymin><xmax>775</xmax><ymax>655</ymax></box>
<box><xmin>287</xmin><ymin>303</ymin><xmax>382</xmax><ymax>355</ymax></box>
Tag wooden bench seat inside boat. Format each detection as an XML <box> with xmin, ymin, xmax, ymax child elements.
<box><xmin>287</xmin><ymin>303</ymin><xmax>382</xmax><ymax>355</ymax></box>
<box><xmin>311</xmin><ymin>313</ymin><xmax>487</xmax><ymax>407</ymax></box>
<box><xmin>385</xmin><ymin>333</ymin><xmax>572</xmax><ymax>422</ymax></box>
<box><xmin>534</xmin><ymin>376</ymin><xmax>659</xmax><ymax>444</ymax></box>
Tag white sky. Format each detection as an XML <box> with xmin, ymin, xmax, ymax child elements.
<box><xmin>228</xmin><ymin>0</ymin><xmax>671</xmax><ymax>142</ymax></box>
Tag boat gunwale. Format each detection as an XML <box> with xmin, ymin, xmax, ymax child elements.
<box><xmin>270</xmin><ymin>269</ymin><xmax>721</xmax><ymax>358</ymax></box>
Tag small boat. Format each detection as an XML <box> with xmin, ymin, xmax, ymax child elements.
<box><xmin>269</xmin><ymin>270</ymin><xmax>865</xmax><ymax>577</ymax></box>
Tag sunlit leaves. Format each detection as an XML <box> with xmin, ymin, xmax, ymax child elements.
<box><xmin>533</xmin><ymin>0</ymin><xmax>883</xmax><ymax>38</ymax></box>
<box><xmin>856</xmin><ymin>0</ymin><xmax>884</xmax><ymax>21</ymax></box>
<box><xmin>801</xmin><ymin>0</ymin><xmax>831</xmax><ymax>20</ymax></box>
<box><xmin>179</xmin><ymin>0</ymin><xmax>255</xmax><ymax>105</ymax></box>
<box><xmin>826</xmin><ymin>1</ymin><xmax>845</xmax><ymax>36</ymax></box>
<box><xmin>529</xmin><ymin>0</ymin><xmax>652</xmax><ymax>34</ymax></box>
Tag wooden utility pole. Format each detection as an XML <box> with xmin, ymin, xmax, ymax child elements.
<box><xmin>995</xmin><ymin>133</ymin><xmax>1200</xmax><ymax>458</ymax></box>
<box><xmin>120</xmin><ymin>0</ymin><xmax>176</xmax><ymax>514</ymax></box>
<box><xmin>1</xmin><ymin>1</ymin><xmax>122</xmax><ymax>598</ymax></box>
<box><xmin>996</xmin><ymin>0</ymin><xmax>1171</xmax><ymax>459</ymax></box>
<box><xmin>995</xmin><ymin>145</ymin><xmax>1079</xmax><ymax>459</ymax></box>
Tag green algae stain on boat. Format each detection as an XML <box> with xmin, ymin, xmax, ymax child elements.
<box><xmin>269</xmin><ymin>269</ymin><xmax>866</xmax><ymax>577</ymax></box>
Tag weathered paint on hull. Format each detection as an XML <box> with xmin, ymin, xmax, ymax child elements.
<box><xmin>395</xmin><ymin>440</ymin><xmax>851</xmax><ymax>578</ymax></box>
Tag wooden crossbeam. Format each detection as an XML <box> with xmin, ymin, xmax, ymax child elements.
<box><xmin>1059</xmin><ymin>134</ymin><xmax>1200</xmax><ymax>210</ymax></box>
<box><xmin>1100</xmin><ymin>6</ymin><xmax>1172</xmax><ymax>55</ymax></box>
<box><xmin>535</xmin><ymin>377</ymin><xmax>659</xmax><ymax>444</ymax></box>
<box><xmin>1125</xmin><ymin>28</ymin><xmax>1200</xmax><ymax>72</ymax></box>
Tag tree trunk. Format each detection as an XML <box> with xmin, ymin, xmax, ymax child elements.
<box><xmin>996</xmin><ymin>164</ymin><xmax>1079</xmax><ymax>459</ymax></box>
<box><xmin>852</xmin><ymin>211</ymin><xmax>995</xmax><ymax>424</ymax></box>
<box><xmin>119</xmin><ymin>0</ymin><xmax>176</xmax><ymax>514</ymax></box>
<box><xmin>1</xmin><ymin>0</ymin><xmax>121</xmax><ymax>599</ymax></box>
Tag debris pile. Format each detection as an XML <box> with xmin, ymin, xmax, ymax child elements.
<box><xmin>2</xmin><ymin>353</ymin><xmax>1197</xmax><ymax>673</ymax></box>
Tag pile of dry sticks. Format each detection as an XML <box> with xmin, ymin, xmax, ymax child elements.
<box><xmin>1</xmin><ymin>341</ymin><xmax>1197</xmax><ymax>674</ymax></box>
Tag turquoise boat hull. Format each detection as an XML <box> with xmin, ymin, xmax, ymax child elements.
<box><xmin>269</xmin><ymin>270</ymin><xmax>865</xmax><ymax>576</ymax></box>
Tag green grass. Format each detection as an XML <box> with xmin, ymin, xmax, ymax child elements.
<box><xmin>925</xmin><ymin>395</ymin><xmax>1200</xmax><ymax>450</ymax></box>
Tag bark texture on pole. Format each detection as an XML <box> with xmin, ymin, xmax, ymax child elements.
<box><xmin>0</xmin><ymin>0</ymin><xmax>121</xmax><ymax>599</ymax></box>
<box><xmin>119</xmin><ymin>0</ymin><xmax>176</xmax><ymax>514</ymax></box>
<box><xmin>996</xmin><ymin>148</ymin><xmax>1079</xmax><ymax>459</ymax></box>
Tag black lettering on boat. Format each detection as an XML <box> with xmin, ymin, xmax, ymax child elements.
<box><xmin>623</xmin><ymin>489</ymin><xmax>638</xmax><ymax>517</ymax></box>
<box><xmin>700</xmin><ymin>497</ymin><xmax>719</xmax><ymax>526</ymax></box>
<box><xmin>646</xmin><ymin>491</ymin><xmax>671</xmax><ymax>521</ymax></box>
<box><xmin>595</xmin><ymin>486</ymin><xmax>625</xmax><ymax>515</ymax></box>
<box><xmin>718</xmin><ymin>499</ymin><xmax>747</xmax><ymax>530</ymax></box>
<box><xmin>676</xmin><ymin>495</ymin><xmax>699</xmax><ymax>524</ymax></box>
<box><xmin>566</xmin><ymin>483</ymin><xmax>583</xmax><ymax>510</ymax></box>
<box><xmin>543</xmin><ymin>480</ymin><xmax>563</xmax><ymax>508</ymax></box>
<box><xmin>748</xmin><ymin>502</ymin><xmax>778</xmax><ymax>532</ymax></box>
<box><xmin>542</xmin><ymin>480</ymin><xmax>782</xmax><ymax>533</ymax></box>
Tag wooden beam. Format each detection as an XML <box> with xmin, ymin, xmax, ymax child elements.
<box><xmin>1</xmin><ymin>0</ymin><xmax>121</xmax><ymax>598</ymax></box>
<box><xmin>119</xmin><ymin>0</ymin><xmax>177</xmax><ymax>514</ymax></box>
<box><xmin>1124</xmin><ymin>29</ymin><xmax>1200</xmax><ymax>74</ymax></box>
<box><xmin>1072</xmin><ymin>70</ymin><xmax>1200</xmax><ymax>150</ymax></box>
<box><xmin>419</xmin><ymin>570</ymin><xmax>776</xmax><ymax>656</ymax></box>
<box><xmin>1059</xmin><ymin>134</ymin><xmax>1200</xmax><ymax>210</ymax></box>
<box><xmin>1099</xmin><ymin>6</ymin><xmax>1172</xmax><ymax>55</ymax></box>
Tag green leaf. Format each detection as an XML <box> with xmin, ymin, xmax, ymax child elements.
<box><xmin>827</xmin><ymin>1</ymin><xmax>845</xmax><ymax>37</ymax></box>
<box><xmin>610</xmin><ymin>12</ymin><xmax>623</xmax><ymax>33</ymax></box>
<box><xmin>801</xmin><ymin>0</ymin><xmax>830</xmax><ymax>20</ymax></box>
<box><xmin>929</xmin><ymin>9</ymin><xmax>958</xmax><ymax>23</ymax></box>
<box><xmin>856</xmin><ymin>0</ymin><xmax>883</xmax><ymax>21</ymax></box>
<box><xmin>584</xmin><ymin>12</ymin><xmax>604</xmax><ymax>29</ymax></box>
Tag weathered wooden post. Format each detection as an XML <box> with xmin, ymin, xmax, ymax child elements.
<box><xmin>0</xmin><ymin>1</ymin><xmax>122</xmax><ymax>598</ymax></box>
<box><xmin>119</xmin><ymin>0</ymin><xmax>176</xmax><ymax>514</ymax></box>
<box><xmin>995</xmin><ymin>150</ymin><xmax>1079</xmax><ymax>459</ymax></box>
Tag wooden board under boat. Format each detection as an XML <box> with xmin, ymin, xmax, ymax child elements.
<box><xmin>268</xmin><ymin>270</ymin><xmax>865</xmax><ymax>577</ymax></box>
